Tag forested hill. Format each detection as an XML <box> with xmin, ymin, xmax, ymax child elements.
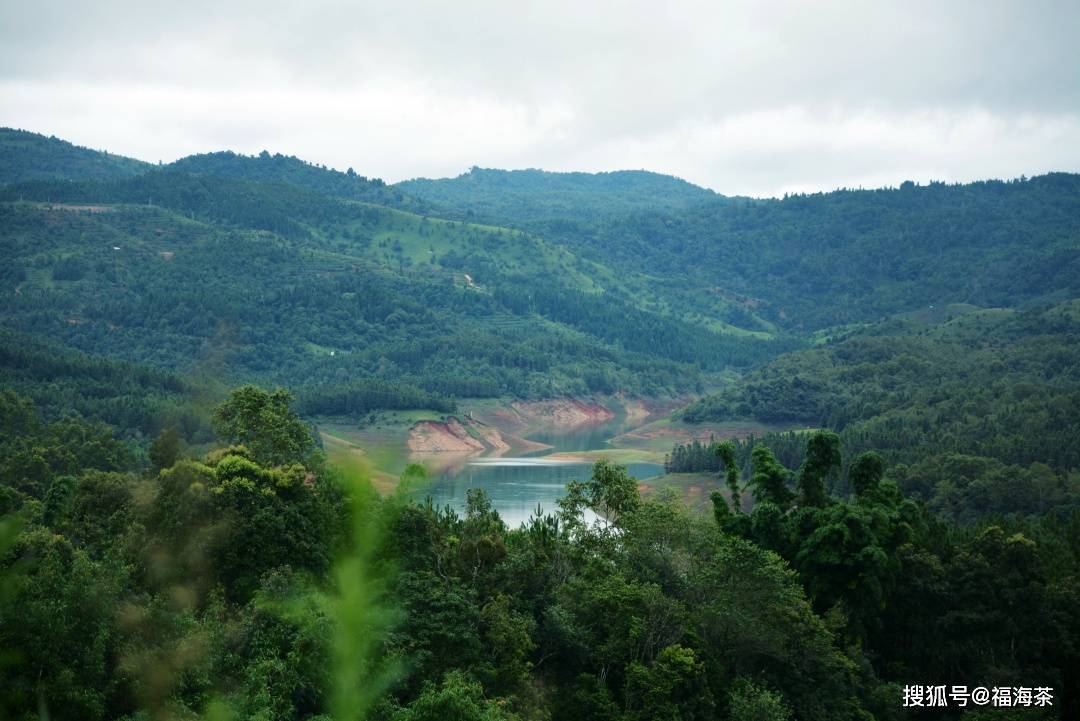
<box><xmin>5</xmin><ymin>130</ymin><xmax>1078</xmax><ymax>338</ymax></box>
<box><xmin>169</xmin><ymin>151</ymin><xmax>424</xmax><ymax>210</ymax></box>
<box><xmin>396</xmin><ymin>166</ymin><xmax>720</xmax><ymax>222</ymax></box>
<box><xmin>2</xmin><ymin>130</ymin><xmax>1079</xmax><ymax>407</ymax></box>
<box><xmin>0</xmin><ymin>129</ymin><xmax>419</xmax><ymax>208</ymax></box>
<box><xmin>682</xmin><ymin>300</ymin><xmax>1080</xmax><ymax>453</ymax></box>
<box><xmin>465</xmin><ymin>173</ymin><xmax>1080</xmax><ymax>330</ymax></box>
<box><xmin>0</xmin><ymin>169</ymin><xmax>785</xmax><ymax>401</ymax></box>
<box><xmin>678</xmin><ymin>301</ymin><xmax>1080</xmax><ymax>521</ymax></box>
<box><xmin>3</xmin><ymin>131</ymin><xmax>1080</xmax><ymax>721</ymax></box>
<box><xmin>0</xmin><ymin>128</ymin><xmax>151</xmax><ymax>184</ymax></box>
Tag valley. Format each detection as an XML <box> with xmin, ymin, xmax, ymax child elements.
<box><xmin>315</xmin><ymin>393</ymin><xmax>810</xmax><ymax>521</ymax></box>
<box><xmin>3</xmin><ymin>128</ymin><xmax>1078</xmax><ymax>523</ymax></box>
<box><xmin>2</xmin><ymin>126</ymin><xmax>1080</xmax><ymax>721</ymax></box>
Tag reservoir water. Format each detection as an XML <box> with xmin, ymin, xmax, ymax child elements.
<box><xmin>411</xmin><ymin>415</ymin><xmax>663</xmax><ymax>527</ymax></box>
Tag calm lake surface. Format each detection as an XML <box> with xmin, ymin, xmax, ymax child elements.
<box><xmin>411</xmin><ymin>415</ymin><xmax>663</xmax><ymax>527</ymax></box>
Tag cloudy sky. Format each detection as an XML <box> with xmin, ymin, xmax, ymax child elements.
<box><xmin>2</xmin><ymin>0</ymin><xmax>1078</xmax><ymax>196</ymax></box>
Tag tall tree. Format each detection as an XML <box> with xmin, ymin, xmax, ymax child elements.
<box><xmin>212</xmin><ymin>385</ymin><xmax>315</xmax><ymax>466</ymax></box>
<box><xmin>797</xmin><ymin>431</ymin><xmax>841</xmax><ymax>507</ymax></box>
<box><xmin>749</xmin><ymin>446</ymin><xmax>794</xmax><ymax>510</ymax></box>
<box><xmin>716</xmin><ymin>440</ymin><xmax>743</xmax><ymax>513</ymax></box>
<box><xmin>849</xmin><ymin>451</ymin><xmax>884</xmax><ymax>499</ymax></box>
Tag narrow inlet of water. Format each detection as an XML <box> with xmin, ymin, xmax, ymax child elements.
<box><xmin>412</xmin><ymin>414</ymin><xmax>663</xmax><ymax>527</ymax></box>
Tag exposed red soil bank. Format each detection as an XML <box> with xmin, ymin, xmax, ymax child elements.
<box><xmin>408</xmin><ymin>416</ymin><xmax>550</xmax><ymax>454</ymax></box>
<box><xmin>509</xmin><ymin>398</ymin><xmax>615</xmax><ymax>427</ymax></box>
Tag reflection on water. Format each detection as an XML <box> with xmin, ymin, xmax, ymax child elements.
<box><xmin>467</xmin><ymin>458</ymin><xmax>578</xmax><ymax>467</ymax></box>
<box><xmin>411</xmin><ymin>415</ymin><xmax>663</xmax><ymax>528</ymax></box>
<box><xmin>523</xmin><ymin>415</ymin><xmax>643</xmax><ymax>453</ymax></box>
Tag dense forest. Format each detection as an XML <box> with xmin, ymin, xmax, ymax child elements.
<box><xmin>421</xmin><ymin>174</ymin><xmax>1080</xmax><ymax>331</ymax></box>
<box><xmin>676</xmin><ymin>302</ymin><xmax>1080</xmax><ymax>523</ymax></box>
<box><xmin>0</xmin><ymin>198</ymin><xmax>741</xmax><ymax>399</ymax></box>
<box><xmin>3</xmin><ymin>386</ymin><xmax>1077</xmax><ymax>720</ymax></box>
<box><xmin>170</xmin><ymin>151</ymin><xmax>422</xmax><ymax>211</ymax></box>
<box><xmin>2</xmin><ymin>129</ymin><xmax>1080</xmax><ymax>719</ymax></box>
<box><xmin>0</xmin><ymin>134</ymin><xmax>796</xmax><ymax>398</ymax></box>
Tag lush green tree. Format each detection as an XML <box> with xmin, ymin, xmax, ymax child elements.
<box><xmin>725</xmin><ymin>679</ymin><xmax>793</xmax><ymax>721</ymax></box>
<box><xmin>563</xmin><ymin>458</ymin><xmax>642</xmax><ymax>527</ymax></box>
<box><xmin>149</xmin><ymin>426</ymin><xmax>183</xmax><ymax>471</ymax></box>
<box><xmin>797</xmin><ymin>430</ymin><xmax>840</xmax><ymax>507</ymax></box>
<box><xmin>791</xmin><ymin>501</ymin><xmax>910</xmax><ymax>639</ymax></box>
<box><xmin>61</xmin><ymin>471</ymin><xmax>136</xmax><ymax>555</ymax></box>
<box><xmin>212</xmin><ymin>385</ymin><xmax>316</xmax><ymax>467</ymax></box>
<box><xmin>716</xmin><ymin>440</ymin><xmax>742</xmax><ymax>513</ymax></box>
<box><xmin>476</xmin><ymin>594</ymin><xmax>536</xmax><ymax>696</ymax></box>
<box><xmin>624</xmin><ymin>644</ymin><xmax>714</xmax><ymax>721</ymax></box>
<box><xmin>748</xmin><ymin>446</ymin><xmax>794</xmax><ymax>510</ymax></box>
<box><xmin>849</xmin><ymin>451</ymin><xmax>884</xmax><ymax>499</ymax></box>
<box><xmin>393</xmin><ymin>670</ymin><xmax>516</xmax><ymax>721</ymax></box>
<box><xmin>0</xmin><ymin>529</ymin><xmax>126</xmax><ymax>721</ymax></box>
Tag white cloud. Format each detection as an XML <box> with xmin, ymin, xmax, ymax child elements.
<box><xmin>1</xmin><ymin>0</ymin><xmax>1078</xmax><ymax>196</ymax></box>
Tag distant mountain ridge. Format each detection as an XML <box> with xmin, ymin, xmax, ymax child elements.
<box><xmin>2</xmin><ymin>129</ymin><xmax>727</xmax><ymax>221</ymax></box>
<box><xmin>396</xmin><ymin>166</ymin><xmax>721</xmax><ymax>223</ymax></box>
<box><xmin>3</xmin><ymin>128</ymin><xmax>1079</xmax><ymax>375</ymax></box>
<box><xmin>169</xmin><ymin>150</ymin><xmax>423</xmax><ymax>210</ymax></box>
<box><xmin>0</xmin><ymin>127</ymin><xmax>151</xmax><ymax>184</ymax></box>
<box><xmin>518</xmin><ymin>172</ymin><xmax>1080</xmax><ymax>330</ymax></box>
<box><xmin>0</xmin><ymin>128</ymin><xmax>421</xmax><ymax>209</ymax></box>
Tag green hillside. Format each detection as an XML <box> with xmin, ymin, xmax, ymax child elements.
<box><xmin>396</xmin><ymin>166</ymin><xmax>720</xmax><ymax>222</ymax></box>
<box><xmin>170</xmin><ymin>150</ymin><xmax>423</xmax><ymax>210</ymax></box>
<box><xmin>3</xmin><ymin>139</ymin><xmax>1078</xmax><ymax>410</ymax></box>
<box><xmin>0</xmin><ymin>127</ymin><xmax>151</xmax><ymax>184</ymax></box>
<box><xmin>3</xmin><ymin>130</ymin><xmax>1080</xmax><ymax>721</ymax></box>
<box><xmin>506</xmin><ymin>174</ymin><xmax>1080</xmax><ymax>330</ymax></box>
<box><xmin>396</xmin><ymin>171</ymin><xmax>1080</xmax><ymax>337</ymax></box>
<box><xmin>4</xmin><ymin>149</ymin><xmax>1079</xmax><ymax>409</ymax></box>
<box><xmin>0</xmin><ymin>193</ymin><xmax>783</xmax><ymax>401</ymax></box>
<box><xmin>0</xmin><ymin>328</ymin><xmax>205</xmax><ymax>436</ymax></box>
<box><xmin>678</xmin><ymin>301</ymin><xmax>1080</xmax><ymax>520</ymax></box>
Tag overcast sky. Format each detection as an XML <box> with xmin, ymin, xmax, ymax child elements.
<box><xmin>2</xmin><ymin>0</ymin><xmax>1078</xmax><ymax>197</ymax></box>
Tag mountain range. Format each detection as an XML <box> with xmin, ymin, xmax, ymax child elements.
<box><xmin>1</xmin><ymin>126</ymin><xmax>1078</xmax><ymax>423</ymax></box>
